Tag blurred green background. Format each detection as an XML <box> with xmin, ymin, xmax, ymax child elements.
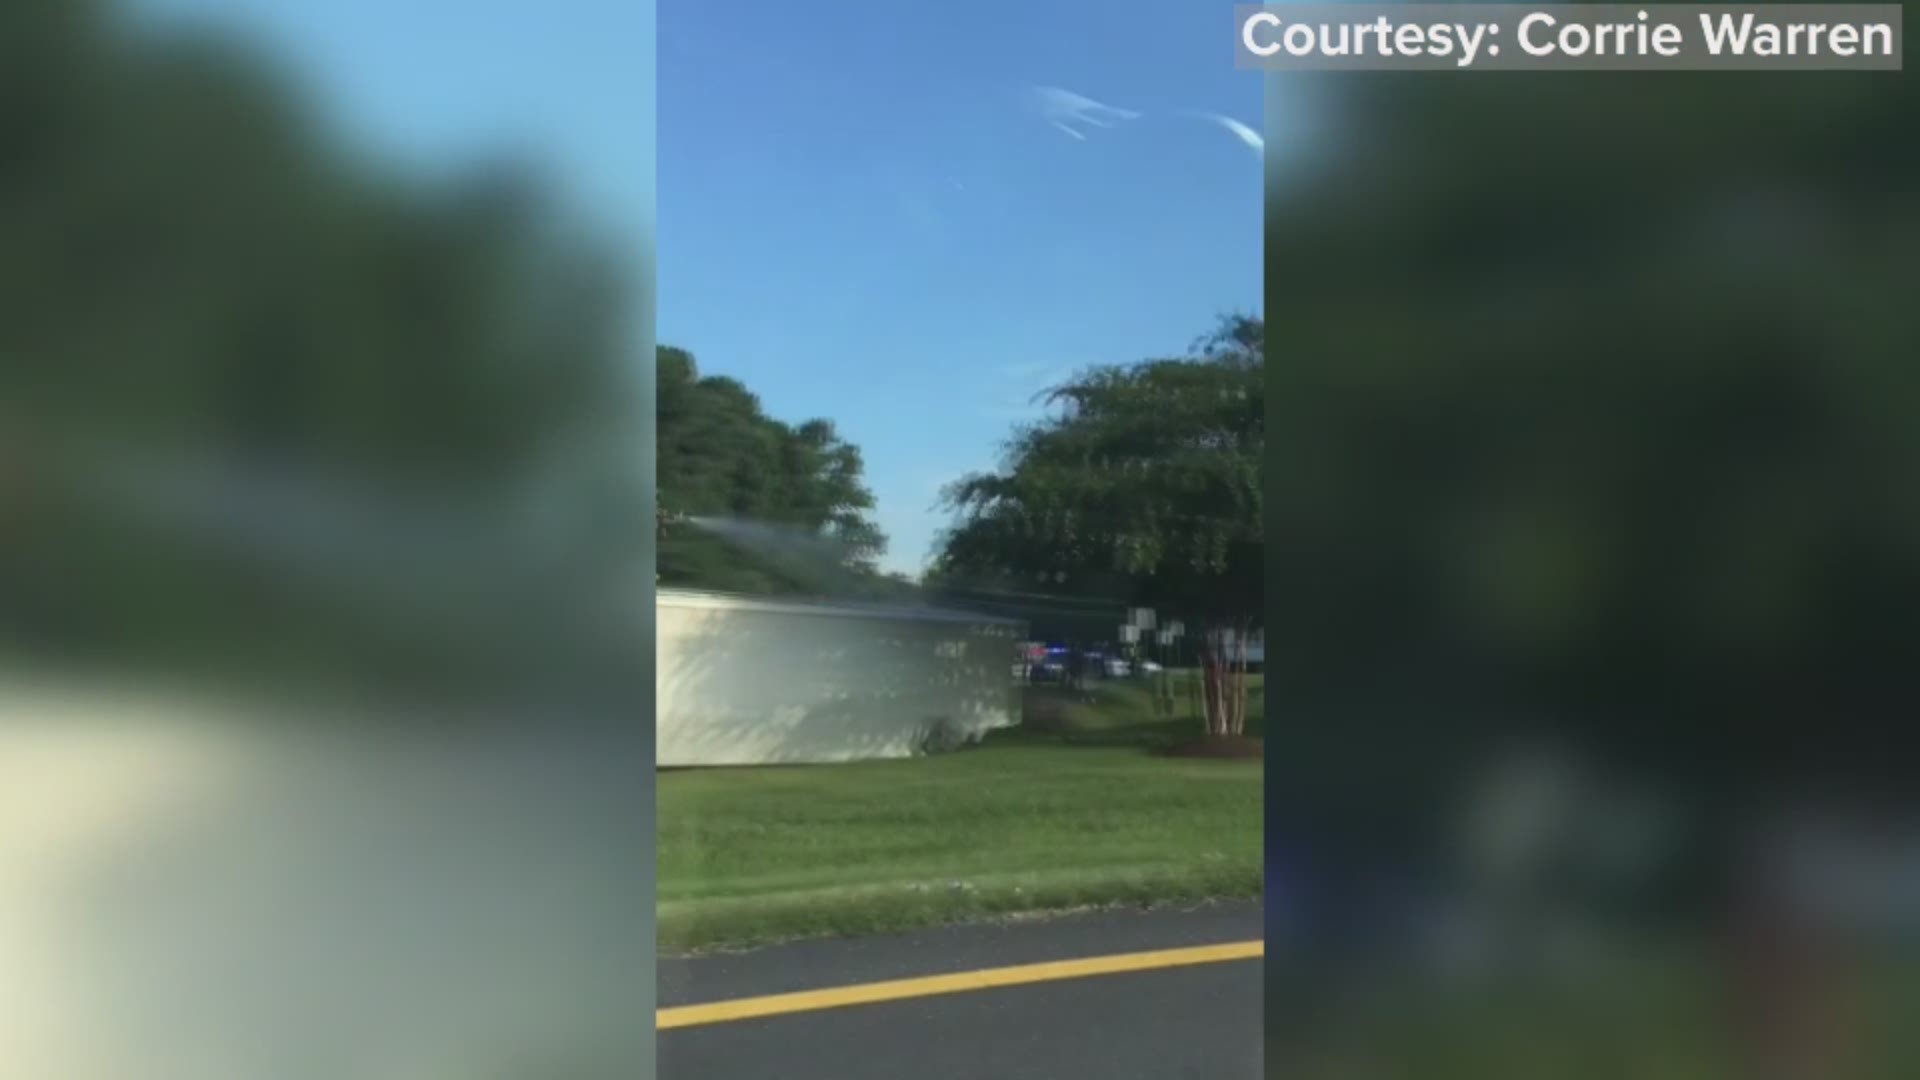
<box><xmin>1263</xmin><ymin>51</ymin><xmax>1919</xmax><ymax>1080</ymax></box>
<box><xmin>1</xmin><ymin>0</ymin><xmax>654</xmax><ymax>709</ymax></box>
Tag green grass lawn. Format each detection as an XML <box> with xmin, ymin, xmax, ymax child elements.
<box><xmin>657</xmin><ymin>672</ymin><xmax>1263</xmax><ymax>951</ymax></box>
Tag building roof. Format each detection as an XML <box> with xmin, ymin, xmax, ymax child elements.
<box><xmin>656</xmin><ymin>588</ymin><xmax>1025</xmax><ymax>627</ymax></box>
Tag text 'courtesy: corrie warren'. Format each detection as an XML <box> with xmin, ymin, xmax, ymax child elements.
<box><xmin>1235</xmin><ymin>4</ymin><xmax>1903</xmax><ymax>70</ymax></box>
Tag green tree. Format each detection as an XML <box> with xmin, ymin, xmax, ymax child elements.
<box><xmin>655</xmin><ymin>345</ymin><xmax>886</xmax><ymax>595</ymax></box>
<box><xmin>936</xmin><ymin>316</ymin><xmax>1264</xmax><ymax>737</ymax></box>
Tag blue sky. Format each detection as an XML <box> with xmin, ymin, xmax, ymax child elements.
<box><xmin>661</xmin><ymin>2</ymin><xmax>1262</xmax><ymax>573</ymax></box>
<box><xmin>131</xmin><ymin>0</ymin><xmax>1260</xmax><ymax>576</ymax></box>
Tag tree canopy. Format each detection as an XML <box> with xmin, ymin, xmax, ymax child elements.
<box><xmin>934</xmin><ymin>316</ymin><xmax>1264</xmax><ymax>624</ymax></box>
<box><xmin>655</xmin><ymin>345</ymin><xmax>887</xmax><ymax>596</ymax></box>
<box><xmin>932</xmin><ymin>316</ymin><xmax>1265</xmax><ymax>737</ymax></box>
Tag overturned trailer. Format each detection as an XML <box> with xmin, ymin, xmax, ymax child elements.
<box><xmin>656</xmin><ymin>589</ymin><xmax>1026</xmax><ymax>766</ymax></box>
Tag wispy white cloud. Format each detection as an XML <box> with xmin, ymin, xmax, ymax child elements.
<box><xmin>1027</xmin><ymin>85</ymin><xmax>1261</xmax><ymax>159</ymax></box>
<box><xmin>1190</xmin><ymin>111</ymin><xmax>1264</xmax><ymax>155</ymax></box>
<box><xmin>1030</xmin><ymin>86</ymin><xmax>1142</xmax><ymax>142</ymax></box>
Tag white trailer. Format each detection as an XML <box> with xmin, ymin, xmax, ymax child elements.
<box><xmin>656</xmin><ymin>589</ymin><xmax>1026</xmax><ymax>766</ymax></box>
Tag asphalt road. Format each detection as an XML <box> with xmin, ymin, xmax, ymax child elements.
<box><xmin>658</xmin><ymin>901</ymin><xmax>1263</xmax><ymax>1080</ymax></box>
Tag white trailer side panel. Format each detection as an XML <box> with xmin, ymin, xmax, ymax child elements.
<box><xmin>657</xmin><ymin>590</ymin><xmax>1024</xmax><ymax>766</ymax></box>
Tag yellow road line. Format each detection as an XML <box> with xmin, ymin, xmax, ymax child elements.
<box><xmin>657</xmin><ymin>939</ymin><xmax>1264</xmax><ymax>1030</ymax></box>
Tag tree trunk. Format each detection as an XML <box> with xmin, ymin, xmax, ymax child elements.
<box><xmin>1187</xmin><ymin>653</ymin><xmax>1202</xmax><ymax>727</ymax></box>
<box><xmin>1231</xmin><ymin>616</ymin><xmax>1250</xmax><ymax>736</ymax></box>
<box><xmin>1197</xmin><ymin>619</ymin><xmax>1253</xmax><ymax>739</ymax></box>
<box><xmin>1200</xmin><ymin>629</ymin><xmax>1221</xmax><ymax>737</ymax></box>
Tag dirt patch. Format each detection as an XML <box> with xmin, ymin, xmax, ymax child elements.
<box><xmin>1158</xmin><ymin>736</ymin><xmax>1264</xmax><ymax>760</ymax></box>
